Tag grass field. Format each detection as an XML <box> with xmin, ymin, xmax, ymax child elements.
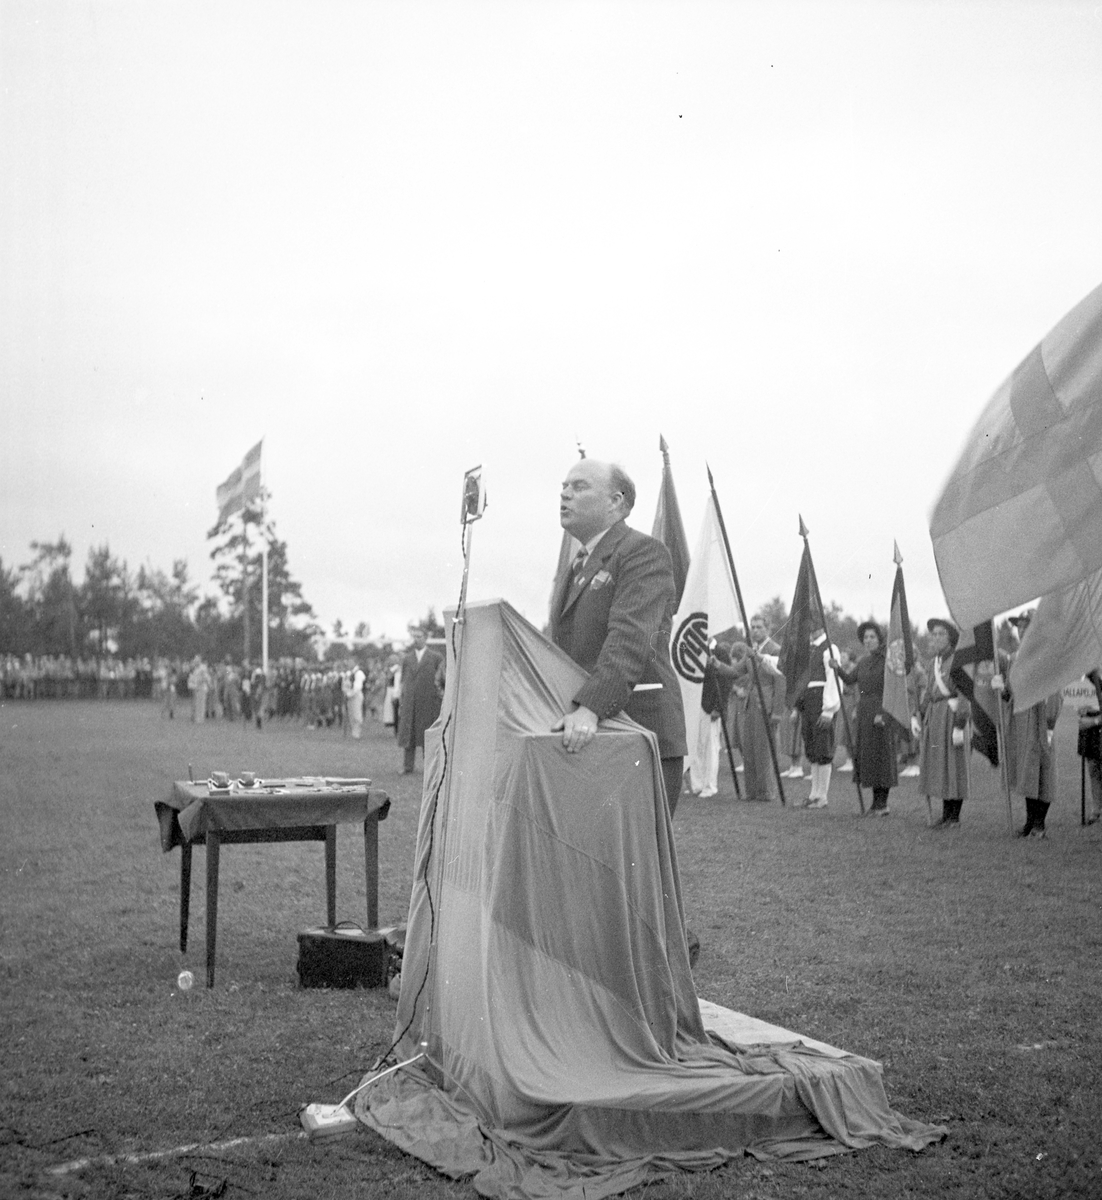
<box><xmin>2</xmin><ymin>699</ymin><xmax>1100</xmax><ymax>1199</ymax></box>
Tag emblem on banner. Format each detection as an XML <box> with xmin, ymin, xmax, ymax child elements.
<box><xmin>673</xmin><ymin>611</ymin><xmax>710</xmax><ymax>683</ymax></box>
<box><xmin>886</xmin><ymin>638</ymin><xmax>908</xmax><ymax>676</ymax></box>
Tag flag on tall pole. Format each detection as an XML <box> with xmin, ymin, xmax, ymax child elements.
<box><xmin>670</xmin><ymin>496</ymin><xmax>740</xmax><ymax>786</ymax></box>
<box><xmin>216</xmin><ymin>441</ymin><xmax>263</xmax><ymax>525</ymax></box>
<box><xmin>882</xmin><ymin>542</ymin><xmax>915</xmax><ymax>736</ymax></box>
<box><xmin>779</xmin><ymin>536</ymin><xmax>814</xmax><ymax>710</ymax></box>
<box><xmin>215</xmin><ymin>440</ymin><xmax>267</xmax><ymax>672</ymax></box>
<box><xmin>652</xmin><ymin>435</ymin><xmax>690</xmax><ymax>607</ymax></box>
<box><xmin>785</xmin><ymin>517</ymin><xmax>865</xmax><ymax>813</ymax></box>
<box><xmin>930</xmin><ymin>281</ymin><xmax>1102</xmax><ymax>706</ymax></box>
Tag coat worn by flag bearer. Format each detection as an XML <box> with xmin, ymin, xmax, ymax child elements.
<box><xmin>835</xmin><ymin>646</ymin><xmax>898</xmax><ymax>792</ymax></box>
<box><xmin>917</xmin><ymin>649</ymin><xmax>971</xmax><ymax>811</ymax></box>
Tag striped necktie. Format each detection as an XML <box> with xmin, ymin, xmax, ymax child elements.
<box><xmin>572</xmin><ymin>548</ymin><xmax>588</xmax><ymax>590</ymax></box>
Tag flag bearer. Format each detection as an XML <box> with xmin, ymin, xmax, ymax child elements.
<box><xmin>990</xmin><ymin>611</ymin><xmax>1062</xmax><ymax>838</ymax></box>
<box><xmin>917</xmin><ymin>618</ymin><xmax>970</xmax><ymax>828</ymax></box>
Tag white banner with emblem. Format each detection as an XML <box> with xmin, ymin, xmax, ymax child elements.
<box><xmin>670</xmin><ymin>496</ymin><xmax>740</xmax><ymax>785</ymax></box>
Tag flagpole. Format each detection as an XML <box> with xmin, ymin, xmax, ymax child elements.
<box><xmin>260</xmin><ymin>462</ymin><xmax>269</xmax><ymax>678</ymax></box>
<box><xmin>888</xmin><ymin>542</ymin><xmax>925</xmax><ymax>818</ymax></box>
<box><xmin>718</xmin><ymin>700</ymin><xmax>743</xmax><ymax>801</ymax></box>
<box><xmin>992</xmin><ymin>623</ymin><xmax>1016</xmax><ymax>835</ymax></box>
<box><xmin>708</xmin><ymin>638</ymin><xmax>743</xmax><ymax>801</ymax></box>
<box><xmin>707</xmin><ymin>466</ymin><xmax>786</xmax><ymax>805</ymax></box>
<box><xmin>799</xmin><ymin>516</ymin><xmax>865</xmax><ymax>815</ymax></box>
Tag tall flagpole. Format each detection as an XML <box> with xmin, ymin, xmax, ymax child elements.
<box><xmin>260</xmin><ymin>455</ymin><xmax>269</xmax><ymax>677</ymax></box>
<box><xmin>992</xmin><ymin>621</ymin><xmax>1016</xmax><ymax>835</ymax></box>
<box><xmin>707</xmin><ymin>466</ymin><xmax>786</xmax><ymax>805</ymax></box>
<box><xmin>998</xmin><ymin>628</ymin><xmax>1013</xmax><ymax>835</ymax></box>
<box><xmin>800</xmin><ymin>516</ymin><xmax>865</xmax><ymax>814</ymax></box>
<box><xmin>714</xmin><ymin>659</ymin><xmax>743</xmax><ymax>801</ymax></box>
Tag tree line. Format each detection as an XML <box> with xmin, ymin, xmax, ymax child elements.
<box><xmin>1</xmin><ymin>500</ymin><xmax>321</xmax><ymax>664</ymax></box>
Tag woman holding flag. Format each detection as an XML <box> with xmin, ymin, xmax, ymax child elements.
<box><xmin>917</xmin><ymin>618</ymin><xmax>971</xmax><ymax>828</ymax></box>
<box><xmin>832</xmin><ymin>622</ymin><xmax>898</xmax><ymax>814</ymax></box>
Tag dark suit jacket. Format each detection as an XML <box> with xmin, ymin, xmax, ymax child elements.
<box><xmin>550</xmin><ymin>520</ymin><xmax>687</xmax><ymax>758</ymax></box>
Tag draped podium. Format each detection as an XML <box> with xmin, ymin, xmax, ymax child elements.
<box><xmin>356</xmin><ymin>599</ymin><xmax>945</xmax><ymax>1198</ymax></box>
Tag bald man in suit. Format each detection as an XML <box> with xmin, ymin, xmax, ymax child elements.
<box><xmin>550</xmin><ymin>458</ymin><xmax>687</xmax><ymax>813</ymax></box>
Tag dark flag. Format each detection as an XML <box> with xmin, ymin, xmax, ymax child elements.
<box><xmin>651</xmin><ymin>435</ymin><xmax>691</xmax><ymax>607</ymax></box>
<box><xmin>780</xmin><ymin>537</ymin><xmax>815</xmax><ymax>708</ymax></box>
<box><xmin>882</xmin><ymin>542</ymin><xmax>915</xmax><ymax>736</ymax></box>
<box><xmin>951</xmin><ymin>621</ymin><xmax>999</xmax><ymax>766</ymax></box>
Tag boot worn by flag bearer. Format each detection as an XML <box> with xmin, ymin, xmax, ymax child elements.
<box><xmin>917</xmin><ymin>619</ymin><xmax>971</xmax><ymax>828</ymax></box>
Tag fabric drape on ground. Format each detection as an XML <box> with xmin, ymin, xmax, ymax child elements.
<box><xmin>357</xmin><ymin>599</ymin><xmax>946</xmax><ymax>1198</ymax></box>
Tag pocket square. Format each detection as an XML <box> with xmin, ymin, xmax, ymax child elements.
<box><xmin>590</xmin><ymin>570</ymin><xmax>612</xmax><ymax>590</ymax></box>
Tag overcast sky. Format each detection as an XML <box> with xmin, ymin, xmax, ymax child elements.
<box><xmin>3</xmin><ymin>1</ymin><xmax>1101</xmax><ymax>642</ymax></box>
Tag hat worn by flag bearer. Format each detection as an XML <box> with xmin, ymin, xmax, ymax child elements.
<box><xmin>927</xmin><ymin>618</ymin><xmax>959</xmax><ymax>649</ymax></box>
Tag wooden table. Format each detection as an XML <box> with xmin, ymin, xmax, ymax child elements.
<box><xmin>155</xmin><ymin>777</ymin><xmax>391</xmax><ymax>987</ymax></box>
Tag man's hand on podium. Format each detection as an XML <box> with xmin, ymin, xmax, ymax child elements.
<box><xmin>553</xmin><ymin>705</ymin><xmax>599</xmax><ymax>753</ymax></box>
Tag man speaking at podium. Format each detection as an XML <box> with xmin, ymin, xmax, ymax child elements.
<box><xmin>551</xmin><ymin>458</ymin><xmax>688</xmax><ymax>813</ymax></box>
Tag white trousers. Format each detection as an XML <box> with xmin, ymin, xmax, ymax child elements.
<box><xmin>690</xmin><ymin>715</ymin><xmax>721</xmax><ymax>795</ymax></box>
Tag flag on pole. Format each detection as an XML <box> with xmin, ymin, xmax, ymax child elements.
<box><xmin>779</xmin><ymin>538</ymin><xmax>814</xmax><ymax>709</ymax></box>
<box><xmin>216</xmin><ymin>441</ymin><xmax>263</xmax><ymax>524</ymax></box>
<box><xmin>930</xmin><ymin>281</ymin><xmax>1102</xmax><ymax>631</ymax></box>
<box><xmin>670</xmin><ymin>496</ymin><xmax>740</xmax><ymax>783</ymax></box>
<box><xmin>1009</xmin><ymin>578</ymin><xmax>1102</xmax><ymax>711</ymax></box>
<box><xmin>652</xmin><ymin>435</ymin><xmax>690</xmax><ymax>607</ymax></box>
<box><xmin>882</xmin><ymin>542</ymin><xmax>914</xmax><ymax>736</ymax></box>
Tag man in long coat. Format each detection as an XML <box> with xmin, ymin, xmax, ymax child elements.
<box><xmin>398</xmin><ymin>626</ymin><xmax>443</xmax><ymax>773</ymax></box>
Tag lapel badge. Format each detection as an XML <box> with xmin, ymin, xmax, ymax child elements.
<box><xmin>590</xmin><ymin>569</ymin><xmax>612</xmax><ymax>590</ymax></box>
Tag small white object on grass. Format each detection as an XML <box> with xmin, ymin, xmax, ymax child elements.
<box><xmin>177</xmin><ymin>970</ymin><xmax>194</xmax><ymax>991</ymax></box>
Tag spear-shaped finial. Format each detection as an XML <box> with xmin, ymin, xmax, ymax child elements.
<box><xmin>659</xmin><ymin>433</ymin><xmax>670</xmax><ymax>461</ymax></box>
<box><xmin>893</xmin><ymin>540</ymin><xmax>903</xmax><ymax>566</ymax></box>
<box><xmin>798</xmin><ymin>514</ymin><xmax>809</xmax><ymax>538</ymax></box>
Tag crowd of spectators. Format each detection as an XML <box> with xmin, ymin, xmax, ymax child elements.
<box><xmin>1</xmin><ymin>654</ymin><xmax>157</xmax><ymax>699</ymax></box>
<box><xmin>2</xmin><ymin>651</ymin><xmax>399</xmax><ymax>737</ymax></box>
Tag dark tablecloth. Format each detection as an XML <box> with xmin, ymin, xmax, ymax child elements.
<box><xmin>156</xmin><ymin>778</ymin><xmax>391</xmax><ymax>851</ymax></box>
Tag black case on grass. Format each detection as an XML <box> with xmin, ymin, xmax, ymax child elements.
<box><xmin>296</xmin><ymin>923</ymin><xmax>388</xmax><ymax>989</ymax></box>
